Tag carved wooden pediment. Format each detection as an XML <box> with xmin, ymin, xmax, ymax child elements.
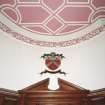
<box><xmin>18</xmin><ymin>78</ymin><xmax>91</xmax><ymax>105</ymax></box>
<box><xmin>19</xmin><ymin>78</ymin><xmax>89</xmax><ymax>93</ymax></box>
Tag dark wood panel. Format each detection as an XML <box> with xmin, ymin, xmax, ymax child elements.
<box><xmin>0</xmin><ymin>88</ymin><xmax>19</xmax><ymax>105</ymax></box>
<box><xmin>1</xmin><ymin>79</ymin><xmax>105</xmax><ymax>105</ymax></box>
<box><xmin>18</xmin><ymin>78</ymin><xmax>91</xmax><ymax>105</ymax></box>
<box><xmin>88</xmin><ymin>88</ymin><xmax>105</xmax><ymax>105</ymax></box>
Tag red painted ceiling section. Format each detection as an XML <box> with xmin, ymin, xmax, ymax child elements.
<box><xmin>0</xmin><ymin>0</ymin><xmax>105</xmax><ymax>47</ymax></box>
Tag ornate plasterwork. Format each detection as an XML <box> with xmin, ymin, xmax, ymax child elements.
<box><xmin>0</xmin><ymin>0</ymin><xmax>105</xmax><ymax>47</ymax></box>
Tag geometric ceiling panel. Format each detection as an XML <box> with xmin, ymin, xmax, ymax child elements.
<box><xmin>58</xmin><ymin>6</ymin><xmax>92</xmax><ymax>22</ymax></box>
<box><xmin>0</xmin><ymin>0</ymin><xmax>105</xmax><ymax>47</ymax></box>
<box><xmin>92</xmin><ymin>0</ymin><xmax>105</xmax><ymax>8</ymax></box>
<box><xmin>17</xmin><ymin>6</ymin><xmax>50</xmax><ymax>23</ymax></box>
<box><xmin>0</xmin><ymin>0</ymin><xmax>15</xmax><ymax>5</ymax></box>
<box><xmin>43</xmin><ymin>0</ymin><xmax>64</xmax><ymax>11</ymax></box>
<box><xmin>68</xmin><ymin>0</ymin><xmax>89</xmax><ymax>2</ymax></box>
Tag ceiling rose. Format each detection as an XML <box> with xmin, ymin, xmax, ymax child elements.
<box><xmin>0</xmin><ymin>0</ymin><xmax>105</xmax><ymax>47</ymax></box>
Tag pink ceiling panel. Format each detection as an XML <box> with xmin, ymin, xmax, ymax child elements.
<box><xmin>17</xmin><ymin>6</ymin><xmax>50</xmax><ymax>23</ymax></box>
<box><xmin>58</xmin><ymin>7</ymin><xmax>92</xmax><ymax>22</ymax></box>
<box><xmin>92</xmin><ymin>0</ymin><xmax>105</xmax><ymax>8</ymax></box>
<box><xmin>60</xmin><ymin>25</ymin><xmax>83</xmax><ymax>34</ymax></box>
<box><xmin>43</xmin><ymin>0</ymin><xmax>64</xmax><ymax>11</ymax></box>
<box><xmin>46</xmin><ymin>18</ymin><xmax>63</xmax><ymax>32</ymax></box>
<box><xmin>19</xmin><ymin>0</ymin><xmax>39</xmax><ymax>2</ymax></box>
<box><xmin>26</xmin><ymin>26</ymin><xmax>49</xmax><ymax>34</ymax></box>
<box><xmin>92</xmin><ymin>11</ymin><xmax>105</xmax><ymax>21</ymax></box>
<box><xmin>68</xmin><ymin>0</ymin><xmax>88</xmax><ymax>2</ymax></box>
<box><xmin>3</xmin><ymin>8</ymin><xmax>18</xmax><ymax>22</ymax></box>
<box><xmin>0</xmin><ymin>0</ymin><xmax>15</xmax><ymax>5</ymax></box>
<box><xmin>0</xmin><ymin>0</ymin><xmax>105</xmax><ymax>47</ymax></box>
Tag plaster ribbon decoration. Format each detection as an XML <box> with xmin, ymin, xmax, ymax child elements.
<box><xmin>0</xmin><ymin>0</ymin><xmax>105</xmax><ymax>47</ymax></box>
<box><xmin>41</xmin><ymin>52</ymin><xmax>65</xmax><ymax>90</ymax></box>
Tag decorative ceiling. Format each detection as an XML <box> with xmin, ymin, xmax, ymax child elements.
<box><xmin>0</xmin><ymin>0</ymin><xmax>105</xmax><ymax>47</ymax></box>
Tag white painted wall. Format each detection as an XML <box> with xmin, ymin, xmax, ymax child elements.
<box><xmin>0</xmin><ymin>30</ymin><xmax>105</xmax><ymax>91</ymax></box>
